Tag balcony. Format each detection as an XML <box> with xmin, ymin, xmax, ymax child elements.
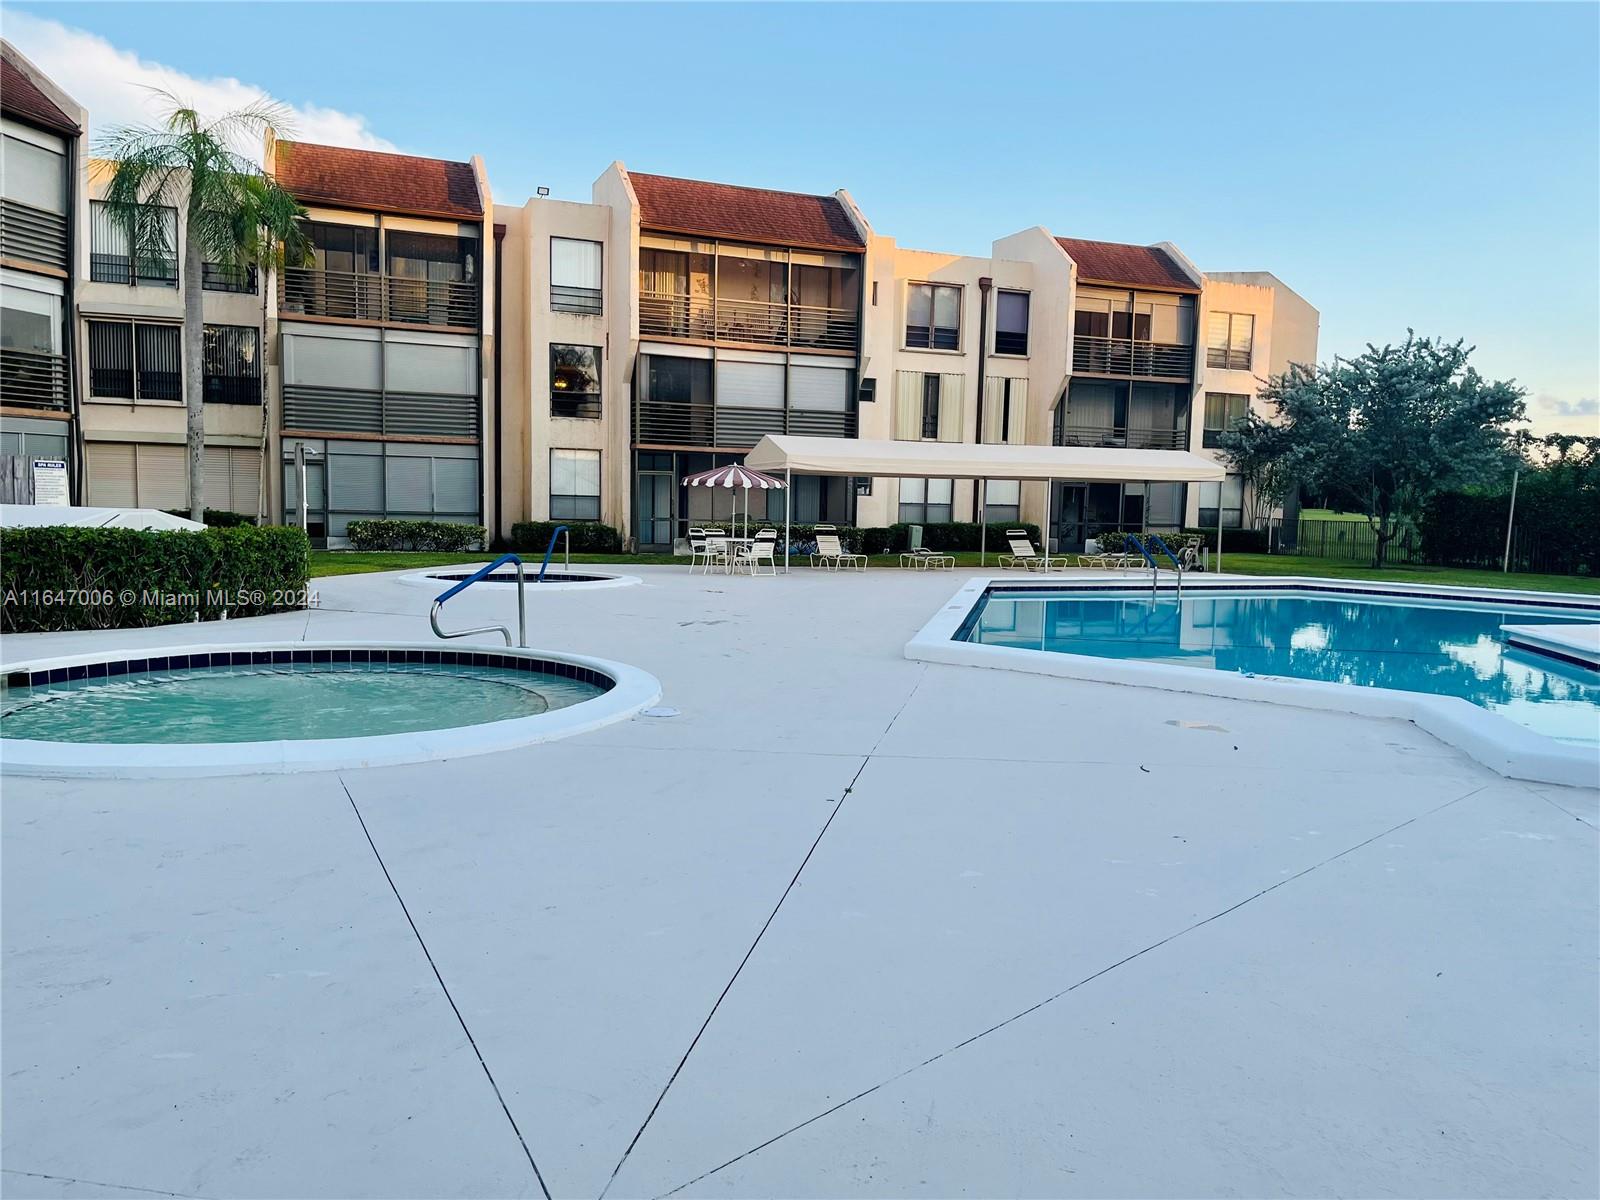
<box><xmin>0</xmin><ymin>348</ymin><xmax>69</xmax><ymax>411</ymax></box>
<box><xmin>0</xmin><ymin>198</ymin><xmax>68</xmax><ymax>272</ymax></box>
<box><xmin>1057</xmin><ymin>423</ymin><xmax>1188</xmax><ymax>451</ymax></box>
<box><xmin>639</xmin><ymin>291</ymin><xmax>858</xmax><ymax>352</ymax></box>
<box><xmin>1072</xmin><ymin>335</ymin><xmax>1193</xmax><ymax>381</ymax></box>
<box><xmin>635</xmin><ymin>399</ymin><xmax>855</xmax><ymax>449</ymax></box>
<box><xmin>280</xmin><ymin>267</ymin><xmax>479</xmax><ymax>329</ymax></box>
<box><xmin>203</xmin><ymin>374</ymin><xmax>261</xmax><ymax>405</ymax></box>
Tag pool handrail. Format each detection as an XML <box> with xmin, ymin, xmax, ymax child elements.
<box><xmin>538</xmin><ymin>525</ymin><xmax>570</xmax><ymax>582</ymax></box>
<box><xmin>431</xmin><ymin>553</ymin><xmax>526</xmax><ymax>647</ymax></box>
<box><xmin>1146</xmin><ymin>533</ymin><xmax>1185</xmax><ymax>596</ymax></box>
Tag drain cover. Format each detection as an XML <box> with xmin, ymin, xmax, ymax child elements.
<box><xmin>641</xmin><ymin>706</ymin><xmax>681</xmax><ymax>718</ymax></box>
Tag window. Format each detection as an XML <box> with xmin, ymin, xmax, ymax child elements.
<box><xmin>1202</xmin><ymin>392</ymin><xmax>1250</xmax><ymax>448</ymax></box>
<box><xmin>1</xmin><ymin>132</ymin><xmax>65</xmax><ymax>214</ymax></box>
<box><xmin>203</xmin><ymin>325</ymin><xmax>261</xmax><ymax>405</ymax></box>
<box><xmin>550</xmin><ymin>449</ymin><xmax>601</xmax><ymax>520</ymax></box>
<box><xmin>202</xmin><ymin>262</ymin><xmax>257</xmax><ymax>293</ymax></box>
<box><xmin>1206</xmin><ymin>311</ymin><xmax>1254</xmax><ymax>371</ymax></box>
<box><xmin>550</xmin><ymin>344</ymin><xmax>601</xmax><ymax>418</ymax></box>
<box><xmin>905</xmin><ymin>282</ymin><xmax>960</xmax><ymax>350</ymax></box>
<box><xmin>87</xmin><ymin>320</ymin><xmax>180</xmax><ymax>401</ymax></box>
<box><xmin>983</xmin><ymin>479</ymin><xmax>1021</xmax><ymax>523</ymax></box>
<box><xmin>898</xmin><ymin>478</ymin><xmax>953</xmax><ymax>525</ymax></box>
<box><xmin>1</xmin><ymin>274</ymin><xmax>61</xmax><ymax>355</ymax></box>
<box><xmin>90</xmin><ymin>201</ymin><xmax>178</xmax><ymax>286</ymax></box>
<box><xmin>1197</xmin><ymin>474</ymin><xmax>1245</xmax><ymax>528</ymax></box>
<box><xmin>920</xmin><ymin>373</ymin><xmax>941</xmax><ymax>439</ymax></box>
<box><xmin>550</xmin><ymin>238</ymin><xmax>603</xmax><ymax>313</ymax></box>
<box><xmin>995</xmin><ymin>291</ymin><xmax>1029</xmax><ymax>355</ymax></box>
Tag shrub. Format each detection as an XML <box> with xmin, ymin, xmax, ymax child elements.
<box><xmin>163</xmin><ymin>508</ymin><xmax>257</xmax><ymax>528</ymax></box>
<box><xmin>509</xmin><ymin>520</ymin><xmax>623</xmax><ymax>555</ymax></box>
<box><xmin>885</xmin><ymin>522</ymin><xmax>1040</xmax><ymax>552</ymax></box>
<box><xmin>1</xmin><ymin>525</ymin><xmax>310</xmax><ymax>633</ymax></box>
<box><xmin>346</xmin><ymin>519</ymin><xmax>486</xmax><ymax>552</ymax></box>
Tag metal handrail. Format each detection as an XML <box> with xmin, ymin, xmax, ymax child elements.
<box><xmin>430</xmin><ymin>553</ymin><xmax>526</xmax><ymax>647</ymax></box>
<box><xmin>1128</xmin><ymin>536</ymin><xmax>1161</xmax><ymax>595</ymax></box>
<box><xmin>1146</xmin><ymin>533</ymin><xmax>1185</xmax><ymax>597</ymax></box>
<box><xmin>538</xmin><ymin>526</ymin><xmax>569</xmax><ymax>582</ymax></box>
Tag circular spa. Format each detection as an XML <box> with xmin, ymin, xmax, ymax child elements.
<box><xmin>0</xmin><ymin>643</ymin><xmax>661</xmax><ymax>778</ymax></box>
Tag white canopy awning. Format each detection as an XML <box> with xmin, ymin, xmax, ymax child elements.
<box><xmin>0</xmin><ymin>505</ymin><xmax>206</xmax><ymax>531</ymax></box>
<box><xmin>744</xmin><ymin>435</ymin><xmax>1225</xmax><ymax>483</ymax></box>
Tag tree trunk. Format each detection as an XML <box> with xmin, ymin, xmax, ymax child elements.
<box><xmin>183</xmin><ymin>231</ymin><xmax>206</xmax><ymax>523</ymax></box>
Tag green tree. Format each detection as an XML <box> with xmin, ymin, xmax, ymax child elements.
<box><xmin>1223</xmin><ymin>335</ymin><xmax>1525</xmax><ymax>566</ymax></box>
<box><xmin>95</xmin><ymin>97</ymin><xmax>312</xmax><ymax>522</ymax></box>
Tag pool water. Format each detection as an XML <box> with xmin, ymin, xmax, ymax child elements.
<box><xmin>962</xmin><ymin>589</ymin><xmax>1600</xmax><ymax>746</ymax></box>
<box><xmin>0</xmin><ymin>661</ymin><xmax>604</xmax><ymax>744</ymax></box>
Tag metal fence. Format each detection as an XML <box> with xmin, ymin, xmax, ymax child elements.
<box><xmin>1287</xmin><ymin>517</ymin><xmax>1575</xmax><ymax>576</ymax></box>
<box><xmin>1289</xmin><ymin>518</ymin><xmax>1423</xmax><ymax>564</ymax></box>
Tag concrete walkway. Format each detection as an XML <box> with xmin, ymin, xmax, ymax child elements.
<box><xmin>3</xmin><ymin>565</ymin><xmax>1596</xmax><ymax>1199</ymax></box>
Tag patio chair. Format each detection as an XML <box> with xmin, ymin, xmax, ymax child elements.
<box><xmin>810</xmin><ymin>525</ymin><xmax>866</xmax><ymax>571</ymax></box>
<box><xmin>687</xmin><ymin>527</ymin><xmax>711</xmax><ymax>573</ymax></box>
<box><xmin>733</xmin><ymin>529</ymin><xmax>778</xmax><ymax>577</ymax></box>
<box><xmin>998</xmin><ymin>530</ymin><xmax>1044</xmax><ymax>571</ymax></box>
<box><xmin>699</xmin><ymin>530</ymin><xmax>731</xmax><ymax>575</ymax></box>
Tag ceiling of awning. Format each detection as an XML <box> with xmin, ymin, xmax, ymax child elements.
<box><xmin>743</xmin><ymin>436</ymin><xmax>1226</xmax><ymax>483</ymax></box>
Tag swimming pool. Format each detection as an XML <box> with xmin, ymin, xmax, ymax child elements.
<box><xmin>960</xmin><ymin>587</ymin><xmax>1600</xmax><ymax>746</ymax></box>
<box><xmin>0</xmin><ymin>642</ymin><xmax>662</xmax><ymax>777</ymax></box>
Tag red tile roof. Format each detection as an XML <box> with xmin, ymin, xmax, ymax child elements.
<box><xmin>1</xmin><ymin>54</ymin><xmax>79</xmax><ymax>136</ymax></box>
<box><xmin>274</xmin><ymin>141</ymin><xmax>482</xmax><ymax>220</ymax></box>
<box><xmin>1056</xmin><ymin>237</ymin><xmax>1196</xmax><ymax>291</ymax></box>
<box><xmin>629</xmin><ymin>172</ymin><xmax>864</xmax><ymax>251</ymax></box>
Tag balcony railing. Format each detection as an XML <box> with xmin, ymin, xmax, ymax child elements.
<box><xmin>1057</xmin><ymin>423</ymin><xmax>1188</xmax><ymax>451</ymax></box>
<box><xmin>90</xmin><ymin>252</ymin><xmax>179</xmax><ymax>287</ymax></box>
<box><xmin>203</xmin><ymin>263</ymin><xmax>258</xmax><ymax>294</ymax></box>
<box><xmin>1206</xmin><ymin>347</ymin><xmax>1252</xmax><ymax>372</ymax></box>
<box><xmin>1072</xmin><ymin>335</ymin><xmax>1193</xmax><ymax>380</ymax></box>
<box><xmin>639</xmin><ymin>290</ymin><xmax>858</xmax><ymax>351</ymax></box>
<box><xmin>279</xmin><ymin>267</ymin><xmax>479</xmax><ymax>328</ymax></box>
<box><xmin>203</xmin><ymin>374</ymin><xmax>261</xmax><ymax>405</ymax></box>
<box><xmin>552</xmin><ymin>395</ymin><xmax>602</xmax><ymax>420</ymax></box>
<box><xmin>282</xmin><ymin>384</ymin><xmax>479</xmax><ymax>439</ymax></box>
<box><xmin>0</xmin><ymin>198</ymin><xmax>68</xmax><ymax>271</ymax></box>
<box><xmin>551</xmin><ymin>284</ymin><xmax>602</xmax><ymax>315</ymax></box>
<box><xmin>0</xmin><ymin>348</ymin><xmax>69</xmax><ymax>410</ymax></box>
<box><xmin>635</xmin><ymin>400</ymin><xmax>855</xmax><ymax>449</ymax></box>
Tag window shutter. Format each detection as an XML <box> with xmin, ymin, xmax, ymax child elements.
<box><xmin>788</xmin><ymin>365</ymin><xmax>849</xmax><ymax>412</ymax></box>
<box><xmin>135</xmin><ymin>444</ymin><xmax>187</xmax><ymax>510</ymax></box>
<box><xmin>715</xmin><ymin>361</ymin><xmax>783</xmax><ymax>409</ymax></box>
<box><xmin>894</xmin><ymin>371</ymin><xmax>921</xmax><ymax>440</ymax></box>
<box><xmin>87</xmin><ymin>443</ymin><xmax>136</xmax><ymax>507</ymax></box>
<box><xmin>1006</xmin><ymin>378</ymin><xmax>1028</xmax><ymax>444</ymax></box>
<box><xmin>203</xmin><ymin>446</ymin><xmax>233</xmax><ymax>511</ymax></box>
<box><xmin>936</xmin><ymin>373</ymin><xmax>964</xmax><ymax>442</ymax></box>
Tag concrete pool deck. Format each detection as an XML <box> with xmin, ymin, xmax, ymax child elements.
<box><xmin>3</xmin><ymin>564</ymin><xmax>1596</xmax><ymax>1199</ymax></box>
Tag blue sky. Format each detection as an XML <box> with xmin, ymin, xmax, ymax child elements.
<box><xmin>11</xmin><ymin>2</ymin><xmax>1599</xmax><ymax>433</ymax></box>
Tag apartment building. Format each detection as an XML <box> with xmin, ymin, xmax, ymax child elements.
<box><xmin>0</xmin><ymin>40</ymin><xmax>83</xmax><ymax>500</ymax></box>
<box><xmin>271</xmin><ymin>140</ymin><xmax>494</xmax><ymax>542</ymax></box>
<box><xmin>2</xmin><ymin>49</ymin><xmax>1315</xmax><ymax>546</ymax></box>
<box><xmin>77</xmin><ymin>160</ymin><xmax>269</xmax><ymax>513</ymax></box>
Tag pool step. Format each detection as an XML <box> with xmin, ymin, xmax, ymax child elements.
<box><xmin>1500</xmin><ymin>623</ymin><xmax>1600</xmax><ymax>671</ymax></box>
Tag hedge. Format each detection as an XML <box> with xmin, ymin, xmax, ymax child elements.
<box><xmin>1</xmin><ymin>525</ymin><xmax>311</xmax><ymax>633</ymax></box>
<box><xmin>346</xmin><ymin>519</ymin><xmax>486</xmax><ymax>552</ymax></box>
<box><xmin>886</xmin><ymin>521</ymin><xmax>1041</xmax><ymax>553</ymax></box>
<box><xmin>509</xmin><ymin>521</ymin><xmax>623</xmax><ymax>554</ymax></box>
<box><xmin>163</xmin><ymin>508</ymin><xmax>257</xmax><ymax>528</ymax></box>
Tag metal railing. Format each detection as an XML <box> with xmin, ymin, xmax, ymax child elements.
<box><xmin>0</xmin><ymin>348</ymin><xmax>69</xmax><ymax>410</ymax></box>
<box><xmin>1072</xmin><ymin>335</ymin><xmax>1193</xmax><ymax>380</ymax></box>
<box><xmin>1057</xmin><ymin>423</ymin><xmax>1187</xmax><ymax>451</ymax></box>
<box><xmin>431</xmin><ymin>553</ymin><xmax>526</xmax><ymax>648</ymax></box>
<box><xmin>0</xmin><ymin>198</ymin><xmax>68</xmax><ymax>271</ymax></box>
<box><xmin>538</xmin><ymin>525</ymin><xmax>570</xmax><ymax>581</ymax></box>
<box><xmin>279</xmin><ymin>267</ymin><xmax>479</xmax><ymax>328</ymax></box>
<box><xmin>639</xmin><ymin>289</ymin><xmax>858</xmax><ymax>350</ymax></box>
<box><xmin>203</xmin><ymin>263</ymin><xmax>257</xmax><ymax>293</ymax></box>
<box><xmin>635</xmin><ymin>398</ymin><xmax>854</xmax><ymax>448</ymax></box>
<box><xmin>1206</xmin><ymin>347</ymin><xmax>1252</xmax><ymax>371</ymax></box>
<box><xmin>551</xmin><ymin>284</ymin><xmax>602</xmax><ymax>314</ymax></box>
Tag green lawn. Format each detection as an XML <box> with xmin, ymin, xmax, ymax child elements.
<box><xmin>308</xmin><ymin>548</ymin><xmax>1598</xmax><ymax>595</ymax></box>
<box><xmin>1298</xmin><ymin>508</ymin><xmax>1370</xmax><ymax>523</ymax></box>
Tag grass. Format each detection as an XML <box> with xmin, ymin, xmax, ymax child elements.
<box><xmin>1298</xmin><ymin>508</ymin><xmax>1371</xmax><ymax>523</ymax></box>
<box><xmin>308</xmin><ymin>548</ymin><xmax>1598</xmax><ymax>595</ymax></box>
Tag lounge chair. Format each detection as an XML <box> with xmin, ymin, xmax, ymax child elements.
<box><xmin>998</xmin><ymin>530</ymin><xmax>1045</xmax><ymax>571</ymax></box>
<box><xmin>810</xmin><ymin>525</ymin><xmax>866</xmax><ymax>571</ymax></box>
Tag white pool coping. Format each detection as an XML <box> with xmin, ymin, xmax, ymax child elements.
<box><xmin>1501</xmin><ymin>622</ymin><xmax>1600</xmax><ymax>669</ymax></box>
<box><xmin>906</xmin><ymin>575</ymin><xmax>1600</xmax><ymax>789</ymax></box>
<box><xmin>397</xmin><ymin>564</ymin><xmax>642</xmax><ymax>591</ymax></box>
<box><xmin>0</xmin><ymin>641</ymin><xmax>663</xmax><ymax>778</ymax></box>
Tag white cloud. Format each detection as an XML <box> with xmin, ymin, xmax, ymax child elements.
<box><xmin>3</xmin><ymin>10</ymin><xmax>397</xmax><ymax>161</ymax></box>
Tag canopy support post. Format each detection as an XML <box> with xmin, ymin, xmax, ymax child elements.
<box><xmin>1042</xmin><ymin>477</ymin><xmax>1052</xmax><ymax>574</ymax></box>
<box><xmin>978</xmin><ymin>477</ymin><xmax>987</xmax><ymax>568</ymax></box>
<box><xmin>1216</xmin><ymin>506</ymin><xmax>1223</xmax><ymax>574</ymax></box>
<box><xmin>784</xmin><ymin>467</ymin><xmax>792</xmax><ymax>574</ymax></box>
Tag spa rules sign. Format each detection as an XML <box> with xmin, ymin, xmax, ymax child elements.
<box><xmin>31</xmin><ymin>459</ymin><xmax>68</xmax><ymax>506</ymax></box>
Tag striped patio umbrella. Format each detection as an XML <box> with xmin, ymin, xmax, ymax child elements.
<box><xmin>683</xmin><ymin>464</ymin><xmax>787</xmax><ymax>539</ymax></box>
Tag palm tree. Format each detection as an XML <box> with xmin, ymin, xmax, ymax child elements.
<box><xmin>95</xmin><ymin>96</ymin><xmax>312</xmax><ymax>522</ymax></box>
